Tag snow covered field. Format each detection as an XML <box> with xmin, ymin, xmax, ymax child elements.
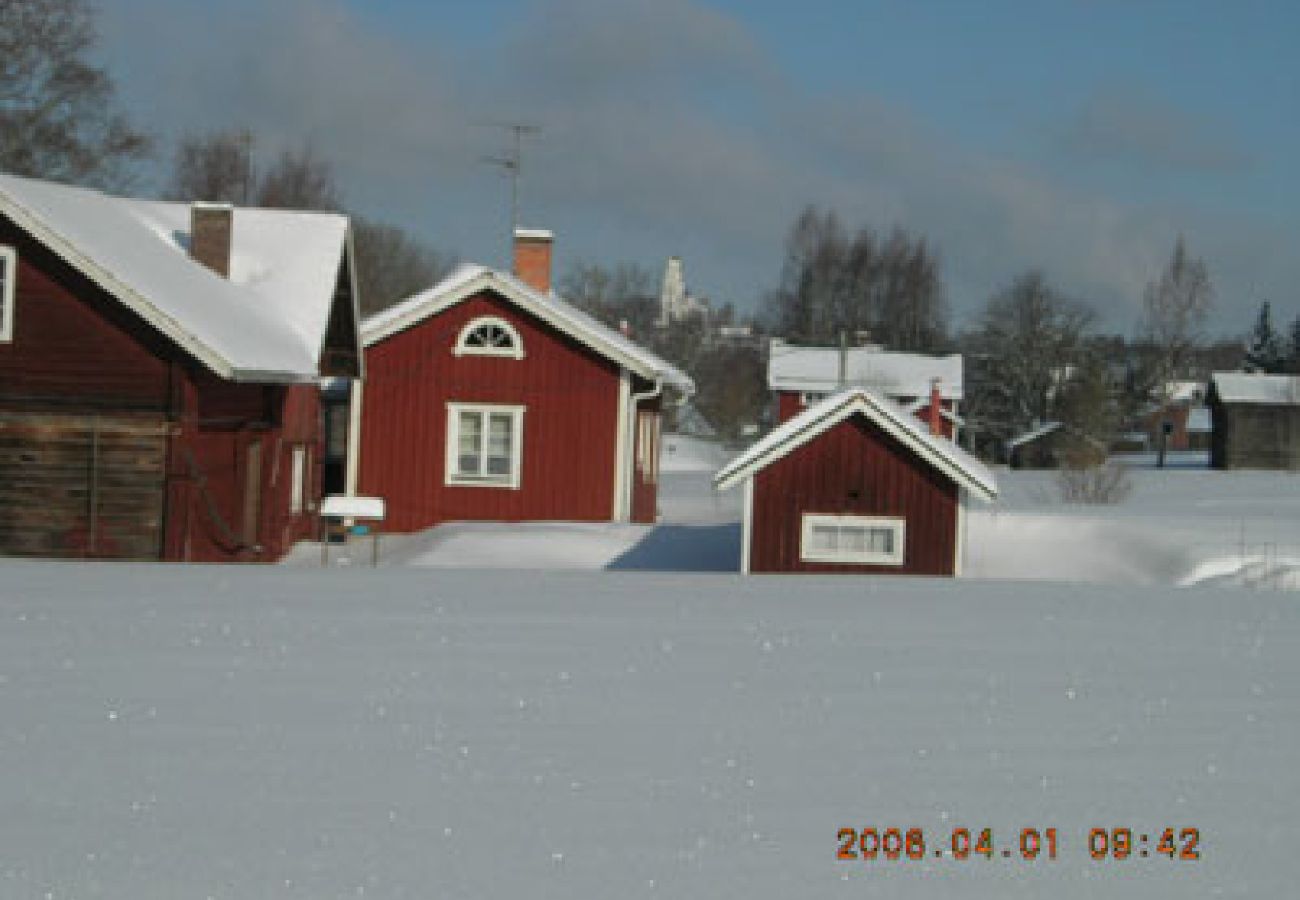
<box><xmin>0</xmin><ymin>561</ymin><xmax>1295</xmax><ymax>898</ymax></box>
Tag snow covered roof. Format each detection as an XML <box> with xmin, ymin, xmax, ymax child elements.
<box><xmin>714</xmin><ymin>388</ymin><xmax>997</xmax><ymax>500</ymax></box>
<box><xmin>1210</xmin><ymin>373</ymin><xmax>1300</xmax><ymax>405</ymax></box>
<box><xmin>1186</xmin><ymin>407</ymin><xmax>1212</xmax><ymax>433</ymax></box>
<box><xmin>363</xmin><ymin>264</ymin><xmax>694</xmax><ymax>393</ymax></box>
<box><xmin>0</xmin><ymin>172</ymin><xmax>355</xmax><ymax>382</ymax></box>
<box><xmin>768</xmin><ymin>339</ymin><xmax>963</xmax><ymax>400</ymax></box>
<box><xmin>1006</xmin><ymin>421</ymin><xmax>1062</xmax><ymax>451</ymax></box>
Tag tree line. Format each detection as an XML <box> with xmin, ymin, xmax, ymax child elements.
<box><xmin>3</xmin><ymin>0</ymin><xmax>1289</xmax><ymax>456</ymax></box>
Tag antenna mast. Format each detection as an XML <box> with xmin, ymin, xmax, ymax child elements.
<box><xmin>480</xmin><ymin>123</ymin><xmax>541</xmax><ymax>238</ymax></box>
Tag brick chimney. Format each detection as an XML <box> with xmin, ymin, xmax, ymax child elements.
<box><xmin>190</xmin><ymin>202</ymin><xmax>234</xmax><ymax>278</ymax></box>
<box><xmin>928</xmin><ymin>378</ymin><xmax>943</xmax><ymax>437</ymax></box>
<box><xmin>512</xmin><ymin>228</ymin><xmax>553</xmax><ymax>294</ymax></box>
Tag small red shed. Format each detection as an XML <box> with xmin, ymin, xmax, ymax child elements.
<box><xmin>0</xmin><ymin>173</ymin><xmax>361</xmax><ymax>562</ymax></box>
<box><xmin>354</xmin><ymin>230</ymin><xmax>693</xmax><ymax>532</ymax></box>
<box><xmin>715</xmin><ymin>388</ymin><xmax>996</xmax><ymax>576</ymax></box>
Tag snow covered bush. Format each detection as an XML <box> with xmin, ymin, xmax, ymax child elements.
<box><xmin>1055</xmin><ymin>457</ymin><xmax>1132</xmax><ymax>504</ymax></box>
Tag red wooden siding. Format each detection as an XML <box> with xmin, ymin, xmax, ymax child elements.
<box><xmin>0</xmin><ymin>214</ymin><xmax>325</xmax><ymax>563</ymax></box>
<box><xmin>749</xmin><ymin>414</ymin><xmax>958</xmax><ymax>575</ymax></box>
<box><xmin>359</xmin><ymin>290</ymin><xmax>624</xmax><ymax>532</ymax></box>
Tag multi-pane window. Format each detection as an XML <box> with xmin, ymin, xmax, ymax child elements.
<box><xmin>454</xmin><ymin>316</ymin><xmax>524</xmax><ymax>359</ymax></box>
<box><xmin>0</xmin><ymin>245</ymin><xmax>15</xmax><ymax>342</ymax></box>
<box><xmin>446</xmin><ymin>403</ymin><xmax>524</xmax><ymax>488</ymax></box>
<box><xmin>800</xmin><ymin>514</ymin><xmax>905</xmax><ymax>566</ymax></box>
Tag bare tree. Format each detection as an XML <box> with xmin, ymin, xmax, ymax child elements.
<box><xmin>763</xmin><ymin>205</ymin><xmax>947</xmax><ymax>351</ymax></box>
<box><xmin>1138</xmin><ymin>236</ymin><xmax>1213</xmax><ymax>402</ymax></box>
<box><xmin>0</xmin><ymin>0</ymin><xmax>150</xmax><ymax>187</ymax></box>
<box><xmin>255</xmin><ymin>143</ymin><xmax>342</xmax><ymax>211</ymax></box>
<box><xmin>351</xmin><ymin>218</ymin><xmax>455</xmax><ymax>315</ymax></box>
<box><xmin>165</xmin><ymin>132</ymin><xmax>453</xmax><ymax>316</ymax></box>
<box><xmin>964</xmin><ymin>271</ymin><xmax>1096</xmax><ymax>452</ymax></box>
<box><xmin>166</xmin><ymin>129</ymin><xmax>253</xmax><ymax>203</ymax></box>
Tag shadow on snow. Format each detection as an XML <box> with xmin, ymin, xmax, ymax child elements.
<box><xmin>607</xmin><ymin>523</ymin><xmax>741</xmax><ymax>572</ymax></box>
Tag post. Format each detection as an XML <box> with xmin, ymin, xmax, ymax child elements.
<box><xmin>838</xmin><ymin>330</ymin><xmax>848</xmax><ymax>387</ymax></box>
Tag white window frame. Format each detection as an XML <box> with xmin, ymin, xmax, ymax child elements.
<box><xmin>0</xmin><ymin>245</ymin><xmax>15</xmax><ymax>342</ymax></box>
<box><xmin>289</xmin><ymin>445</ymin><xmax>306</xmax><ymax>514</ymax></box>
<box><xmin>453</xmin><ymin>316</ymin><xmax>525</xmax><ymax>360</ymax></box>
<box><xmin>445</xmin><ymin>402</ymin><xmax>525</xmax><ymax>489</ymax></box>
<box><xmin>800</xmin><ymin>513</ymin><xmax>906</xmax><ymax>566</ymax></box>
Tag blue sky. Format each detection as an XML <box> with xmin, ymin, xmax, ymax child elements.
<box><xmin>100</xmin><ymin>0</ymin><xmax>1299</xmax><ymax>335</ymax></box>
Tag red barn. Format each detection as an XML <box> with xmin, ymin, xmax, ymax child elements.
<box><xmin>715</xmin><ymin>388</ymin><xmax>996</xmax><ymax>575</ymax></box>
<box><xmin>767</xmin><ymin>338</ymin><xmax>964</xmax><ymax>438</ymax></box>
<box><xmin>354</xmin><ymin>230</ymin><xmax>693</xmax><ymax>532</ymax></box>
<box><xmin>0</xmin><ymin>173</ymin><xmax>361</xmax><ymax>562</ymax></box>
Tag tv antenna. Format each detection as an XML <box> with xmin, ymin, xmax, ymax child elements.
<box><xmin>479</xmin><ymin>122</ymin><xmax>541</xmax><ymax>236</ymax></box>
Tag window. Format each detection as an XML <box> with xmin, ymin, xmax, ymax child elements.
<box><xmin>454</xmin><ymin>316</ymin><xmax>524</xmax><ymax>359</ymax></box>
<box><xmin>446</xmin><ymin>403</ymin><xmax>524</xmax><ymax>488</ymax></box>
<box><xmin>289</xmin><ymin>445</ymin><xmax>306</xmax><ymax>515</ymax></box>
<box><xmin>0</xmin><ymin>245</ymin><xmax>15</xmax><ymax>342</ymax></box>
<box><xmin>636</xmin><ymin>411</ymin><xmax>661</xmax><ymax>484</ymax></box>
<box><xmin>800</xmin><ymin>391</ymin><xmax>827</xmax><ymax>406</ymax></box>
<box><xmin>800</xmin><ymin>514</ymin><xmax>905</xmax><ymax>566</ymax></box>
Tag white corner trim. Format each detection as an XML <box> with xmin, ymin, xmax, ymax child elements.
<box><xmin>740</xmin><ymin>476</ymin><xmax>753</xmax><ymax>575</ymax></box>
<box><xmin>444</xmin><ymin>402</ymin><xmax>526</xmax><ymax>490</ymax></box>
<box><xmin>452</xmin><ymin>315</ymin><xmax>526</xmax><ymax>360</ymax></box>
<box><xmin>0</xmin><ymin>244</ymin><xmax>15</xmax><ymax>342</ymax></box>
<box><xmin>612</xmin><ymin>369</ymin><xmax>631</xmax><ymax>521</ymax></box>
<box><xmin>345</xmin><ymin>377</ymin><xmax>364</xmax><ymax>496</ymax></box>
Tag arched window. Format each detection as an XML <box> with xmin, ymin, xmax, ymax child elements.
<box><xmin>454</xmin><ymin>316</ymin><xmax>525</xmax><ymax>359</ymax></box>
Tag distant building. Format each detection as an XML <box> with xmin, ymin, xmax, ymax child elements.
<box><xmin>1141</xmin><ymin>381</ymin><xmax>1211</xmax><ymax>452</ymax></box>
<box><xmin>715</xmin><ymin>389</ymin><xmax>996</xmax><ymax>576</ymax></box>
<box><xmin>767</xmin><ymin>338</ymin><xmax>963</xmax><ymax>439</ymax></box>
<box><xmin>657</xmin><ymin>256</ymin><xmax>710</xmax><ymax>326</ymax></box>
<box><xmin>1207</xmin><ymin>373</ymin><xmax>1300</xmax><ymax>470</ymax></box>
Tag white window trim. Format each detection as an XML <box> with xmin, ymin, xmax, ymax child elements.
<box><xmin>289</xmin><ymin>445</ymin><xmax>306</xmax><ymax>514</ymax></box>
<box><xmin>453</xmin><ymin>316</ymin><xmax>525</xmax><ymax>360</ymax></box>
<box><xmin>445</xmin><ymin>402</ymin><xmax>525</xmax><ymax>489</ymax></box>
<box><xmin>0</xmin><ymin>245</ymin><xmax>15</xmax><ymax>342</ymax></box>
<box><xmin>800</xmin><ymin>513</ymin><xmax>906</xmax><ymax>566</ymax></box>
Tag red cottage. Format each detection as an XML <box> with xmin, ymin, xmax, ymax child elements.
<box><xmin>767</xmin><ymin>338</ymin><xmax>964</xmax><ymax>438</ymax></box>
<box><xmin>354</xmin><ymin>230</ymin><xmax>693</xmax><ymax>532</ymax></box>
<box><xmin>0</xmin><ymin>173</ymin><xmax>361</xmax><ymax>562</ymax></box>
<box><xmin>714</xmin><ymin>388</ymin><xmax>996</xmax><ymax>576</ymax></box>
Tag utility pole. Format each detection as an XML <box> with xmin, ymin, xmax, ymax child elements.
<box><xmin>237</xmin><ymin>128</ymin><xmax>254</xmax><ymax>205</ymax></box>
<box><xmin>480</xmin><ymin>122</ymin><xmax>541</xmax><ymax>242</ymax></box>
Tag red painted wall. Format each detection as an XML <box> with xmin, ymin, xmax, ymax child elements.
<box><xmin>0</xmin><ymin>214</ymin><xmax>324</xmax><ymax>563</ymax></box>
<box><xmin>359</xmin><ymin>290</ymin><xmax>628</xmax><ymax>532</ymax></box>
<box><xmin>749</xmin><ymin>413</ymin><xmax>958</xmax><ymax>575</ymax></box>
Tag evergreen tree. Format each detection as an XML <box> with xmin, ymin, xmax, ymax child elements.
<box><xmin>1244</xmin><ymin>301</ymin><xmax>1285</xmax><ymax>373</ymax></box>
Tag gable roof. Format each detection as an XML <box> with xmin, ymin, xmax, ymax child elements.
<box><xmin>0</xmin><ymin>172</ymin><xmax>357</xmax><ymax>382</ymax></box>
<box><xmin>1210</xmin><ymin>372</ymin><xmax>1300</xmax><ymax>405</ymax></box>
<box><xmin>768</xmin><ymin>339</ymin><xmax>963</xmax><ymax>400</ymax></box>
<box><xmin>715</xmin><ymin>387</ymin><xmax>997</xmax><ymax>500</ymax></box>
<box><xmin>361</xmin><ymin>264</ymin><xmax>694</xmax><ymax>393</ymax></box>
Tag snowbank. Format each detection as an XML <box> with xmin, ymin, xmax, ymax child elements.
<box><xmin>0</xmin><ymin>562</ymin><xmax>1292</xmax><ymax>897</ymax></box>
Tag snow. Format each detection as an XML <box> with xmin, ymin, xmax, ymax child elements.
<box><xmin>361</xmin><ymin>264</ymin><xmax>694</xmax><ymax>393</ymax></box>
<box><xmin>768</xmin><ymin>338</ymin><xmax>963</xmax><ymax>399</ymax></box>
<box><xmin>0</xmin><ymin>560</ymin><xmax>1295</xmax><ymax>898</ymax></box>
<box><xmin>1006</xmin><ymin>420</ymin><xmax>1061</xmax><ymax>450</ymax></box>
<box><xmin>1210</xmin><ymin>372</ymin><xmax>1300</xmax><ymax>405</ymax></box>
<box><xmin>660</xmin><ymin>434</ymin><xmax>729</xmax><ymax>473</ymax></box>
<box><xmin>715</xmin><ymin>389</ymin><xmax>997</xmax><ymax>500</ymax></box>
<box><xmin>0</xmin><ymin>172</ymin><xmax>348</xmax><ymax>380</ymax></box>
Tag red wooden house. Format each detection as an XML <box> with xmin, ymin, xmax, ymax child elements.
<box><xmin>767</xmin><ymin>338</ymin><xmax>964</xmax><ymax>438</ymax></box>
<box><xmin>0</xmin><ymin>173</ymin><xmax>361</xmax><ymax>562</ymax></box>
<box><xmin>354</xmin><ymin>230</ymin><xmax>693</xmax><ymax>532</ymax></box>
<box><xmin>714</xmin><ymin>388</ymin><xmax>996</xmax><ymax>576</ymax></box>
